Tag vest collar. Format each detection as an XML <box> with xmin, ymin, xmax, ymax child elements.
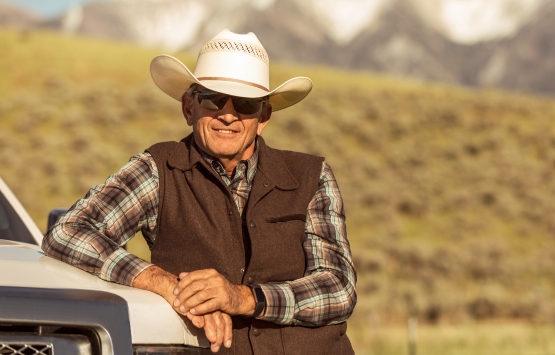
<box><xmin>167</xmin><ymin>134</ymin><xmax>199</xmax><ymax>171</ymax></box>
<box><xmin>166</xmin><ymin>134</ymin><xmax>299</xmax><ymax>191</ymax></box>
<box><xmin>253</xmin><ymin>137</ymin><xmax>299</xmax><ymax>191</ymax></box>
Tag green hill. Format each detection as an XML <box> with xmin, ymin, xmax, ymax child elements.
<box><xmin>2</xmin><ymin>29</ymin><xmax>555</xmax><ymax>328</ymax></box>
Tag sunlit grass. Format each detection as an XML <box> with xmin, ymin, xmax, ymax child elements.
<box><xmin>2</xmin><ymin>28</ymin><xmax>555</xmax><ymax>325</ymax></box>
<box><xmin>349</xmin><ymin>321</ymin><xmax>555</xmax><ymax>355</ymax></box>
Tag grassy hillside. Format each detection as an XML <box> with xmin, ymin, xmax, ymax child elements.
<box><xmin>2</xmin><ymin>29</ymin><xmax>555</xmax><ymax>333</ymax></box>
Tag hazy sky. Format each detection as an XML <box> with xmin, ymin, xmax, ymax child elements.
<box><xmin>4</xmin><ymin>0</ymin><xmax>93</xmax><ymax>17</ymax></box>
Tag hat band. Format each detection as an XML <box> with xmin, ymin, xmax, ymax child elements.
<box><xmin>197</xmin><ymin>77</ymin><xmax>269</xmax><ymax>92</ymax></box>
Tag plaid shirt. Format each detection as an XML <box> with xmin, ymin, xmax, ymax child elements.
<box><xmin>42</xmin><ymin>144</ymin><xmax>357</xmax><ymax>326</ymax></box>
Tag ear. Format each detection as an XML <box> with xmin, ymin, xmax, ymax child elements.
<box><xmin>256</xmin><ymin>103</ymin><xmax>272</xmax><ymax>136</ymax></box>
<box><xmin>181</xmin><ymin>92</ymin><xmax>194</xmax><ymax>126</ymax></box>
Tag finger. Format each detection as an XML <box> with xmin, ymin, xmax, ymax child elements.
<box><xmin>190</xmin><ymin>283</ymin><xmax>244</xmax><ymax>316</ymax></box>
<box><xmin>174</xmin><ymin>279</ymin><xmax>209</xmax><ymax>306</ymax></box>
<box><xmin>173</xmin><ymin>280</ymin><xmax>218</xmax><ymax>313</ymax></box>
<box><xmin>223</xmin><ymin>313</ymin><xmax>233</xmax><ymax>348</ymax></box>
<box><xmin>203</xmin><ymin>313</ymin><xmax>216</xmax><ymax>344</ymax></box>
<box><xmin>174</xmin><ymin>269</ymin><xmax>219</xmax><ymax>295</ymax></box>
<box><xmin>183</xmin><ymin>293</ymin><xmax>222</xmax><ymax>315</ymax></box>
<box><xmin>186</xmin><ymin>313</ymin><xmax>204</xmax><ymax>328</ymax></box>
<box><xmin>211</xmin><ymin>312</ymin><xmax>224</xmax><ymax>353</ymax></box>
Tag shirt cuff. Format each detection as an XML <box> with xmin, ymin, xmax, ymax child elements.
<box><xmin>257</xmin><ymin>283</ymin><xmax>296</xmax><ymax>325</ymax></box>
<box><xmin>99</xmin><ymin>248</ymin><xmax>153</xmax><ymax>286</ymax></box>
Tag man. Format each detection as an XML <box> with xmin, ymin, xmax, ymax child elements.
<box><xmin>43</xmin><ymin>29</ymin><xmax>356</xmax><ymax>355</ymax></box>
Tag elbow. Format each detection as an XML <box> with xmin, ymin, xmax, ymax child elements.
<box><xmin>41</xmin><ymin>226</ymin><xmax>56</xmax><ymax>255</ymax></box>
<box><xmin>334</xmin><ymin>283</ymin><xmax>357</xmax><ymax>324</ymax></box>
<box><xmin>343</xmin><ymin>287</ymin><xmax>357</xmax><ymax>320</ymax></box>
<box><xmin>329</xmin><ymin>270</ymin><xmax>357</xmax><ymax>324</ymax></box>
<box><xmin>41</xmin><ymin>222</ymin><xmax>74</xmax><ymax>261</ymax></box>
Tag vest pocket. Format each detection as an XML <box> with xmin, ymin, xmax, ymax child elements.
<box><xmin>265</xmin><ymin>214</ymin><xmax>307</xmax><ymax>223</ymax></box>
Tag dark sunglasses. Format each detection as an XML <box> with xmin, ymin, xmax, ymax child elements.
<box><xmin>192</xmin><ymin>89</ymin><xmax>266</xmax><ymax>115</ymax></box>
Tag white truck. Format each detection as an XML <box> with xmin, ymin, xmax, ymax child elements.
<box><xmin>0</xmin><ymin>177</ymin><xmax>210</xmax><ymax>355</ymax></box>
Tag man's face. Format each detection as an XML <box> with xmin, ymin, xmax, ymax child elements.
<box><xmin>182</xmin><ymin>86</ymin><xmax>272</xmax><ymax>163</ymax></box>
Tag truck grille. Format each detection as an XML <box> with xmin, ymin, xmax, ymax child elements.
<box><xmin>0</xmin><ymin>343</ymin><xmax>52</xmax><ymax>355</ymax></box>
<box><xmin>0</xmin><ymin>333</ymin><xmax>90</xmax><ymax>355</ymax></box>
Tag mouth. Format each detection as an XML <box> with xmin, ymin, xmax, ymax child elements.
<box><xmin>213</xmin><ymin>127</ymin><xmax>239</xmax><ymax>135</ymax></box>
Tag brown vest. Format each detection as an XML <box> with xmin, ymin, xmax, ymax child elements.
<box><xmin>146</xmin><ymin>135</ymin><xmax>354</xmax><ymax>355</ymax></box>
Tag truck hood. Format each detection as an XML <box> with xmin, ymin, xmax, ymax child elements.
<box><xmin>0</xmin><ymin>239</ymin><xmax>209</xmax><ymax>347</ymax></box>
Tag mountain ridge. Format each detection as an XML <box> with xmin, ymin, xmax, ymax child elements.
<box><xmin>1</xmin><ymin>0</ymin><xmax>554</xmax><ymax>95</ymax></box>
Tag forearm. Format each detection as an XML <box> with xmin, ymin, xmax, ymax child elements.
<box><xmin>42</xmin><ymin>219</ymin><xmax>153</xmax><ymax>286</ymax></box>
<box><xmin>41</xmin><ymin>153</ymin><xmax>159</xmax><ymax>286</ymax></box>
<box><xmin>132</xmin><ymin>265</ymin><xmax>177</xmax><ymax>301</ymax></box>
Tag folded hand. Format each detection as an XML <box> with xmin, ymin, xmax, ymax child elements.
<box><xmin>187</xmin><ymin>311</ymin><xmax>232</xmax><ymax>353</ymax></box>
<box><xmin>172</xmin><ymin>268</ymin><xmax>255</xmax><ymax>317</ymax></box>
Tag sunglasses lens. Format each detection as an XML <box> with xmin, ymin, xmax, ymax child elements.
<box><xmin>232</xmin><ymin>98</ymin><xmax>262</xmax><ymax>115</ymax></box>
<box><xmin>198</xmin><ymin>93</ymin><xmax>228</xmax><ymax>110</ymax></box>
<box><xmin>196</xmin><ymin>91</ymin><xmax>263</xmax><ymax>114</ymax></box>
<box><xmin>199</xmin><ymin>99</ymin><xmax>219</xmax><ymax>110</ymax></box>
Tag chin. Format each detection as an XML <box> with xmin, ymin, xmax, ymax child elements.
<box><xmin>209</xmin><ymin>144</ymin><xmax>241</xmax><ymax>156</ymax></box>
<box><xmin>207</xmin><ymin>147</ymin><xmax>238</xmax><ymax>159</ymax></box>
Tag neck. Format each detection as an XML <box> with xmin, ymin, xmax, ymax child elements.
<box><xmin>219</xmin><ymin>143</ymin><xmax>255</xmax><ymax>178</ymax></box>
<box><xmin>218</xmin><ymin>158</ymin><xmax>239</xmax><ymax>179</ymax></box>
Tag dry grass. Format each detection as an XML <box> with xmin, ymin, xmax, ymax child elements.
<box><xmin>349</xmin><ymin>321</ymin><xmax>555</xmax><ymax>355</ymax></box>
<box><xmin>2</xmin><ymin>28</ymin><xmax>555</xmax><ymax>325</ymax></box>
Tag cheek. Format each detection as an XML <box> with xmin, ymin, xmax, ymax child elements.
<box><xmin>246</xmin><ymin>122</ymin><xmax>260</xmax><ymax>138</ymax></box>
<box><xmin>193</xmin><ymin>117</ymin><xmax>211</xmax><ymax>133</ymax></box>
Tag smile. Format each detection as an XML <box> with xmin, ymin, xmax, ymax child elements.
<box><xmin>215</xmin><ymin>129</ymin><xmax>236</xmax><ymax>134</ymax></box>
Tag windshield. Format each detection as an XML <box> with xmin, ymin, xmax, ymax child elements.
<box><xmin>0</xmin><ymin>190</ymin><xmax>36</xmax><ymax>244</ymax></box>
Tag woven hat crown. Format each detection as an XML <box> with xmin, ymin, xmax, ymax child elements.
<box><xmin>200</xmin><ymin>38</ymin><xmax>269</xmax><ymax>65</ymax></box>
<box><xmin>192</xmin><ymin>29</ymin><xmax>270</xmax><ymax>93</ymax></box>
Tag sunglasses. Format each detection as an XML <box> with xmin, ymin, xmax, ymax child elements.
<box><xmin>192</xmin><ymin>89</ymin><xmax>267</xmax><ymax>115</ymax></box>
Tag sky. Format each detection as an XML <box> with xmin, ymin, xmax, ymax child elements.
<box><xmin>3</xmin><ymin>0</ymin><xmax>93</xmax><ymax>18</ymax></box>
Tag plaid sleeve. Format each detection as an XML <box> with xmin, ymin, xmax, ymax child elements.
<box><xmin>258</xmin><ymin>162</ymin><xmax>357</xmax><ymax>326</ymax></box>
<box><xmin>41</xmin><ymin>152</ymin><xmax>159</xmax><ymax>286</ymax></box>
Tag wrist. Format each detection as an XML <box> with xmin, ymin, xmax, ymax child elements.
<box><xmin>246</xmin><ymin>285</ymin><xmax>266</xmax><ymax>318</ymax></box>
<box><xmin>132</xmin><ymin>265</ymin><xmax>177</xmax><ymax>301</ymax></box>
<box><xmin>238</xmin><ymin>285</ymin><xmax>256</xmax><ymax>316</ymax></box>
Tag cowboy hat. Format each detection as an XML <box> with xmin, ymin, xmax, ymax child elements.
<box><xmin>150</xmin><ymin>29</ymin><xmax>312</xmax><ymax>111</ymax></box>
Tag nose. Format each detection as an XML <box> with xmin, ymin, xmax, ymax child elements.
<box><xmin>218</xmin><ymin>97</ymin><xmax>238</xmax><ymax>123</ymax></box>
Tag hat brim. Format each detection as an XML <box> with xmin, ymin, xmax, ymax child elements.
<box><xmin>150</xmin><ymin>55</ymin><xmax>312</xmax><ymax>111</ymax></box>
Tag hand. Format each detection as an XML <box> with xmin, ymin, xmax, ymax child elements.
<box><xmin>172</xmin><ymin>268</ymin><xmax>255</xmax><ymax>316</ymax></box>
<box><xmin>187</xmin><ymin>311</ymin><xmax>233</xmax><ymax>353</ymax></box>
<box><xmin>133</xmin><ymin>267</ymin><xmax>234</xmax><ymax>352</ymax></box>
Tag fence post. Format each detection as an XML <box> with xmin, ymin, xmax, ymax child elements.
<box><xmin>408</xmin><ymin>317</ymin><xmax>418</xmax><ymax>355</ymax></box>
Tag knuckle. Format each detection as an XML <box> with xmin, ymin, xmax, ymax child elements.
<box><xmin>205</xmin><ymin>299</ymin><xmax>218</xmax><ymax>311</ymax></box>
<box><xmin>192</xmin><ymin>281</ymin><xmax>204</xmax><ymax>292</ymax></box>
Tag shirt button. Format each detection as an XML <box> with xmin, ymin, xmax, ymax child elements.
<box><xmin>228</xmin><ymin>210</ymin><xmax>233</xmax><ymax>215</ymax></box>
<box><xmin>247</xmin><ymin>276</ymin><xmax>254</xmax><ymax>284</ymax></box>
<box><xmin>250</xmin><ymin>222</ymin><xmax>256</xmax><ymax>228</ymax></box>
<box><xmin>240</xmin><ymin>268</ymin><xmax>245</xmax><ymax>274</ymax></box>
<box><xmin>263</xmin><ymin>181</ymin><xmax>269</xmax><ymax>187</ymax></box>
<box><xmin>252</xmin><ymin>328</ymin><xmax>260</xmax><ymax>337</ymax></box>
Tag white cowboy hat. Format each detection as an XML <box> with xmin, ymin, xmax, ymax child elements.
<box><xmin>150</xmin><ymin>29</ymin><xmax>313</xmax><ymax>111</ymax></box>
